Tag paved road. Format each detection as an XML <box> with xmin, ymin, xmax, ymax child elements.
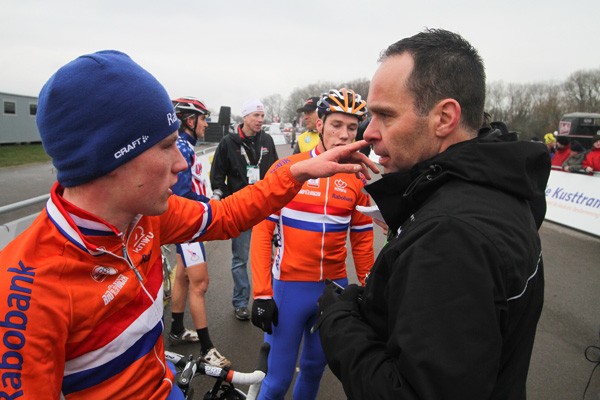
<box><xmin>1</xmin><ymin>143</ymin><xmax>599</xmax><ymax>399</ymax></box>
<box><xmin>0</xmin><ymin>162</ymin><xmax>55</xmax><ymax>224</ymax></box>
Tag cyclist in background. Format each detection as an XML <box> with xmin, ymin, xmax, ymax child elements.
<box><xmin>250</xmin><ymin>89</ymin><xmax>375</xmax><ymax>400</ymax></box>
<box><xmin>169</xmin><ymin>97</ymin><xmax>231</xmax><ymax>368</ymax></box>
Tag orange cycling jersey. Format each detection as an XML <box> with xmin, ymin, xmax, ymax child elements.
<box><xmin>0</xmin><ymin>164</ymin><xmax>301</xmax><ymax>400</ymax></box>
<box><xmin>251</xmin><ymin>149</ymin><xmax>374</xmax><ymax>298</ymax></box>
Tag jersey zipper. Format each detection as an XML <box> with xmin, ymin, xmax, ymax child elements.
<box><xmin>320</xmin><ymin>177</ymin><xmax>330</xmax><ymax>281</ymax></box>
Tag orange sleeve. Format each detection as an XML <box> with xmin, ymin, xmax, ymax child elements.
<box><xmin>160</xmin><ymin>161</ymin><xmax>302</xmax><ymax>244</ymax></box>
<box><xmin>250</xmin><ymin>217</ymin><xmax>277</xmax><ymax>298</ymax></box>
<box><xmin>203</xmin><ymin>162</ymin><xmax>301</xmax><ymax>241</ymax></box>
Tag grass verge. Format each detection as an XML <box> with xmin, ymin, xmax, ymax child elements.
<box><xmin>0</xmin><ymin>143</ymin><xmax>51</xmax><ymax>168</ymax></box>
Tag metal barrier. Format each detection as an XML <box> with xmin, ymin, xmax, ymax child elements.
<box><xmin>0</xmin><ymin>146</ymin><xmax>218</xmax><ymax>250</ymax></box>
<box><xmin>0</xmin><ymin>194</ymin><xmax>49</xmax><ymax>215</ymax></box>
<box><xmin>0</xmin><ymin>194</ymin><xmax>49</xmax><ymax>250</ymax></box>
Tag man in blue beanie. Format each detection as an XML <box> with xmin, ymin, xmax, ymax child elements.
<box><xmin>0</xmin><ymin>50</ymin><xmax>378</xmax><ymax>400</ymax></box>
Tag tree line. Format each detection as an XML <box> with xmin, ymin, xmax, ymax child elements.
<box><xmin>231</xmin><ymin>67</ymin><xmax>600</xmax><ymax>140</ymax></box>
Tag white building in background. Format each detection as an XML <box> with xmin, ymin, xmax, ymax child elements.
<box><xmin>0</xmin><ymin>92</ymin><xmax>40</xmax><ymax>144</ymax></box>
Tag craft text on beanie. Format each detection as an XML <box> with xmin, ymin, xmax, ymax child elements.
<box><xmin>36</xmin><ymin>50</ymin><xmax>180</xmax><ymax>187</ymax></box>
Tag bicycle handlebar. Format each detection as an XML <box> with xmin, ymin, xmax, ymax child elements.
<box><xmin>165</xmin><ymin>342</ymin><xmax>270</xmax><ymax>399</ymax></box>
<box><xmin>227</xmin><ymin>341</ymin><xmax>269</xmax><ymax>382</ymax></box>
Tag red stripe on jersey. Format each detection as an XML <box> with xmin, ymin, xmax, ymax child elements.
<box><xmin>287</xmin><ymin>200</ymin><xmax>351</xmax><ymax>217</ymax></box>
<box><xmin>65</xmin><ymin>256</ymin><xmax>163</xmax><ymax>359</ymax></box>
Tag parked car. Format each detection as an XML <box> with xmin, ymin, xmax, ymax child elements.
<box><xmin>268</xmin><ymin>123</ymin><xmax>282</xmax><ymax>135</ymax></box>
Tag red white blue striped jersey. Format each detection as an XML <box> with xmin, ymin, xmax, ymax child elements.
<box><xmin>251</xmin><ymin>149</ymin><xmax>375</xmax><ymax>298</ymax></box>
<box><xmin>0</xmin><ymin>162</ymin><xmax>304</xmax><ymax>399</ymax></box>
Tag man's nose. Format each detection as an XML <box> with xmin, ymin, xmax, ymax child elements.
<box><xmin>363</xmin><ymin>120</ymin><xmax>376</xmax><ymax>142</ymax></box>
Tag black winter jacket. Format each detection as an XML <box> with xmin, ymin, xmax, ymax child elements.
<box><xmin>210</xmin><ymin>125</ymin><xmax>279</xmax><ymax>198</ymax></box>
<box><xmin>319</xmin><ymin>131</ymin><xmax>551</xmax><ymax>400</ymax></box>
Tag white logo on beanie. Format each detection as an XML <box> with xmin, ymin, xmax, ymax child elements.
<box><xmin>114</xmin><ymin>137</ymin><xmax>144</xmax><ymax>159</ymax></box>
<box><xmin>167</xmin><ymin>111</ymin><xmax>178</xmax><ymax>125</ymax></box>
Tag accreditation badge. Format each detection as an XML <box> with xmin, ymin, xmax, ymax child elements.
<box><xmin>247</xmin><ymin>165</ymin><xmax>260</xmax><ymax>184</ymax></box>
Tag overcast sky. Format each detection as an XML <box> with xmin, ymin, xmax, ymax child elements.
<box><xmin>2</xmin><ymin>0</ymin><xmax>599</xmax><ymax>116</ymax></box>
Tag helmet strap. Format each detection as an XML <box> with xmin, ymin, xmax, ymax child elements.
<box><xmin>184</xmin><ymin>115</ymin><xmax>199</xmax><ymax>138</ymax></box>
<box><xmin>319</xmin><ymin>114</ymin><xmax>328</xmax><ymax>151</ymax></box>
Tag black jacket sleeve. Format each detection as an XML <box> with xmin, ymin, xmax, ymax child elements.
<box><xmin>210</xmin><ymin>138</ymin><xmax>232</xmax><ymax>198</ymax></box>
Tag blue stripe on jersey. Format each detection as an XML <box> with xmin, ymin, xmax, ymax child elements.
<box><xmin>281</xmin><ymin>215</ymin><xmax>349</xmax><ymax>233</ymax></box>
<box><xmin>350</xmin><ymin>226</ymin><xmax>374</xmax><ymax>232</ymax></box>
<box><xmin>61</xmin><ymin>321</ymin><xmax>163</xmax><ymax>394</ymax></box>
<box><xmin>78</xmin><ymin>227</ymin><xmax>116</xmax><ymax>236</ymax></box>
<box><xmin>202</xmin><ymin>202</ymin><xmax>213</xmax><ymax>235</ymax></box>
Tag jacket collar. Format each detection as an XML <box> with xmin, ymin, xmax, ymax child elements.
<box><xmin>46</xmin><ymin>182</ymin><xmax>136</xmax><ymax>255</ymax></box>
<box><xmin>366</xmin><ymin>130</ymin><xmax>551</xmax><ymax>233</ymax></box>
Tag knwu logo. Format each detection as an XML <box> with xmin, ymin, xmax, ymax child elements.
<box><xmin>334</xmin><ymin>179</ymin><xmax>347</xmax><ymax>193</ymax></box>
<box><xmin>132</xmin><ymin>226</ymin><xmax>154</xmax><ymax>253</ymax></box>
<box><xmin>114</xmin><ymin>136</ymin><xmax>149</xmax><ymax>159</ymax></box>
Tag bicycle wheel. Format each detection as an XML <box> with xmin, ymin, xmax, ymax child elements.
<box><xmin>206</xmin><ymin>384</ymin><xmax>245</xmax><ymax>400</ymax></box>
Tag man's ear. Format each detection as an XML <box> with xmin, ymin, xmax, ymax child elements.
<box><xmin>432</xmin><ymin>99</ymin><xmax>461</xmax><ymax>138</ymax></box>
<box><xmin>316</xmin><ymin>118</ymin><xmax>323</xmax><ymax>134</ymax></box>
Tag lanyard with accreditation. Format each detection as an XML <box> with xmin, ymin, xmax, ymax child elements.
<box><xmin>239</xmin><ymin>141</ymin><xmax>263</xmax><ymax>184</ymax></box>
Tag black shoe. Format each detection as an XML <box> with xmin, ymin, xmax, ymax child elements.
<box><xmin>168</xmin><ymin>328</ymin><xmax>199</xmax><ymax>345</ymax></box>
<box><xmin>234</xmin><ymin>307</ymin><xmax>250</xmax><ymax>321</ymax></box>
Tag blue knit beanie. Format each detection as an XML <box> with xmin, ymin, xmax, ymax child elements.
<box><xmin>37</xmin><ymin>50</ymin><xmax>180</xmax><ymax>187</ymax></box>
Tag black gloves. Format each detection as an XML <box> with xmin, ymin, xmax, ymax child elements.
<box><xmin>312</xmin><ymin>283</ymin><xmax>364</xmax><ymax>333</ymax></box>
<box><xmin>319</xmin><ymin>283</ymin><xmax>364</xmax><ymax>312</ymax></box>
<box><xmin>251</xmin><ymin>298</ymin><xmax>279</xmax><ymax>334</ymax></box>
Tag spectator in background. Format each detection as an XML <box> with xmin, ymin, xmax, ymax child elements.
<box><xmin>562</xmin><ymin>140</ymin><xmax>586</xmax><ymax>172</ymax></box>
<box><xmin>289</xmin><ymin>120</ymin><xmax>298</xmax><ymax>148</ymax></box>
<box><xmin>544</xmin><ymin>133</ymin><xmax>557</xmax><ymax>157</ymax></box>
<box><xmin>293</xmin><ymin>96</ymin><xmax>320</xmax><ymax>154</ymax></box>
<box><xmin>562</xmin><ymin>141</ymin><xmax>587</xmax><ymax>173</ymax></box>
<box><xmin>210</xmin><ymin>99</ymin><xmax>279</xmax><ymax>321</ymax></box>
<box><xmin>168</xmin><ymin>97</ymin><xmax>231</xmax><ymax>368</ymax></box>
<box><xmin>551</xmin><ymin>136</ymin><xmax>571</xmax><ymax>168</ymax></box>
<box><xmin>582</xmin><ymin>134</ymin><xmax>600</xmax><ymax>174</ymax></box>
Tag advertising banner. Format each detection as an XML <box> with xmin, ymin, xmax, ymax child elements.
<box><xmin>544</xmin><ymin>170</ymin><xmax>600</xmax><ymax>237</ymax></box>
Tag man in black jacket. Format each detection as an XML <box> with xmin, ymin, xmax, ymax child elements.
<box><xmin>210</xmin><ymin>99</ymin><xmax>279</xmax><ymax>320</ymax></box>
<box><xmin>317</xmin><ymin>28</ymin><xmax>551</xmax><ymax>399</ymax></box>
